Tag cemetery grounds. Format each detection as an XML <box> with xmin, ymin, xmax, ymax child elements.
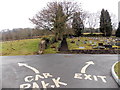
<box><xmin>1</xmin><ymin>36</ymin><xmax>120</xmax><ymax>85</ymax></box>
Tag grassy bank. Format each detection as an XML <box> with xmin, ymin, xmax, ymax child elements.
<box><xmin>114</xmin><ymin>62</ymin><xmax>120</xmax><ymax>79</ymax></box>
<box><xmin>1</xmin><ymin>36</ymin><xmax>61</xmax><ymax>56</ymax></box>
<box><xmin>1</xmin><ymin>38</ymin><xmax>41</xmax><ymax>56</ymax></box>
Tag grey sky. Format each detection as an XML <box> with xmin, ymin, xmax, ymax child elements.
<box><xmin>0</xmin><ymin>0</ymin><xmax>119</xmax><ymax>30</ymax></box>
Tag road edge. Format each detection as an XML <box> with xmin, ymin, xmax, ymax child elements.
<box><xmin>111</xmin><ymin>61</ymin><xmax>120</xmax><ymax>85</ymax></box>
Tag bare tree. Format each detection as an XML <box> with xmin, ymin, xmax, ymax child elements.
<box><xmin>85</xmin><ymin>12</ymin><xmax>100</xmax><ymax>34</ymax></box>
<box><xmin>30</xmin><ymin>1</ymin><xmax>82</xmax><ymax>41</ymax></box>
<box><xmin>80</xmin><ymin>11</ymin><xmax>88</xmax><ymax>27</ymax></box>
<box><xmin>110</xmin><ymin>13</ymin><xmax>118</xmax><ymax>30</ymax></box>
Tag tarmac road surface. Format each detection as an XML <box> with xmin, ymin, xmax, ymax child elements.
<box><xmin>1</xmin><ymin>54</ymin><xmax>119</xmax><ymax>88</ymax></box>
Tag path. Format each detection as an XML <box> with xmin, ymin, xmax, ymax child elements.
<box><xmin>59</xmin><ymin>38</ymin><xmax>68</xmax><ymax>51</ymax></box>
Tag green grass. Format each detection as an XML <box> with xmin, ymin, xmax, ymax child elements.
<box><xmin>114</xmin><ymin>62</ymin><xmax>120</xmax><ymax>79</ymax></box>
<box><xmin>1</xmin><ymin>36</ymin><xmax>61</xmax><ymax>56</ymax></box>
<box><xmin>1</xmin><ymin>38</ymin><xmax>41</xmax><ymax>56</ymax></box>
<box><xmin>1</xmin><ymin>36</ymin><xmax>117</xmax><ymax>56</ymax></box>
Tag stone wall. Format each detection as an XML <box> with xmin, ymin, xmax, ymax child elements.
<box><xmin>38</xmin><ymin>40</ymin><xmax>46</xmax><ymax>54</ymax></box>
<box><xmin>61</xmin><ymin>50</ymin><xmax>120</xmax><ymax>54</ymax></box>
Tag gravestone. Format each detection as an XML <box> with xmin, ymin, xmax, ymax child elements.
<box><xmin>71</xmin><ymin>40</ymin><xmax>75</xmax><ymax>43</ymax></box>
<box><xmin>89</xmin><ymin>41</ymin><xmax>92</xmax><ymax>44</ymax></box>
<box><xmin>84</xmin><ymin>40</ymin><xmax>87</xmax><ymax>44</ymax></box>
<box><xmin>98</xmin><ymin>43</ymin><xmax>103</xmax><ymax>46</ymax></box>
<box><xmin>104</xmin><ymin>45</ymin><xmax>112</xmax><ymax>49</ymax></box>
<box><xmin>76</xmin><ymin>41</ymin><xmax>79</xmax><ymax>46</ymax></box>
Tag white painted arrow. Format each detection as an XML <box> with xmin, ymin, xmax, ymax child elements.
<box><xmin>81</xmin><ymin>61</ymin><xmax>94</xmax><ymax>73</ymax></box>
<box><xmin>18</xmin><ymin>63</ymin><xmax>40</xmax><ymax>74</ymax></box>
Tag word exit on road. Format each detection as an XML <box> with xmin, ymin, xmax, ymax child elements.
<box><xmin>74</xmin><ymin>73</ymin><xmax>107</xmax><ymax>83</ymax></box>
<box><xmin>74</xmin><ymin>61</ymin><xmax>107</xmax><ymax>83</ymax></box>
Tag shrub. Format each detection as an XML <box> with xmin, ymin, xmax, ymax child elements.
<box><xmin>50</xmin><ymin>36</ymin><xmax>57</xmax><ymax>44</ymax></box>
<box><xmin>42</xmin><ymin>37</ymin><xmax>50</xmax><ymax>48</ymax></box>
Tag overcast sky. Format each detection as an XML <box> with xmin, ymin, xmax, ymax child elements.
<box><xmin>0</xmin><ymin>0</ymin><xmax>119</xmax><ymax>30</ymax></box>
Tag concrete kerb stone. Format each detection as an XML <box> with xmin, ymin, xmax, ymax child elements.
<box><xmin>111</xmin><ymin>61</ymin><xmax>120</xmax><ymax>86</ymax></box>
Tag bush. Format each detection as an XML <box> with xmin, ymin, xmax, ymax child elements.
<box><xmin>41</xmin><ymin>36</ymin><xmax>60</xmax><ymax>49</ymax></box>
<box><xmin>42</xmin><ymin>37</ymin><xmax>50</xmax><ymax>48</ymax></box>
<box><xmin>50</xmin><ymin>36</ymin><xmax>57</xmax><ymax>44</ymax></box>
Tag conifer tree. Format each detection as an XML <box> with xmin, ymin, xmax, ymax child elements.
<box><xmin>100</xmin><ymin>9</ymin><xmax>112</xmax><ymax>36</ymax></box>
<box><xmin>116</xmin><ymin>22</ymin><xmax>120</xmax><ymax>37</ymax></box>
<box><xmin>72</xmin><ymin>12</ymin><xmax>84</xmax><ymax>37</ymax></box>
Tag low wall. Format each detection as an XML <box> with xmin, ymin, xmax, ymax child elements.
<box><xmin>60</xmin><ymin>49</ymin><xmax>120</xmax><ymax>54</ymax></box>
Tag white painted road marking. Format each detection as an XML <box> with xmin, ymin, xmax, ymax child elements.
<box><xmin>18</xmin><ymin>63</ymin><xmax>40</xmax><ymax>74</ymax></box>
<box><xmin>41</xmin><ymin>81</ymin><xmax>49</xmax><ymax>88</ymax></box>
<box><xmin>18</xmin><ymin>63</ymin><xmax>67</xmax><ymax>88</ymax></box>
<box><xmin>97</xmin><ymin>76</ymin><xmax>107</xmax><ymax>83</ymax></box>
<box><xmin>24</xmin><ymin>76</ymin><xmax>34</xmax><ymax>82</ymax></box>
<box><xmin>52</xmin><ymin>77</ymin><xmax>67</xmax><ymax>88</ymax></box>
<box><xmin>93</xmin><ymin>75</ymin><xmax>98</xmax><ymax>81</ymax></box>
<box><xmin>18</xmin><ymin>61</ymin><xmax>107</xmax><ymax>88</ymax></box>
<box><xmin>74</xmin><ymin>61</ymin><xmax>107</xmax><ymax>83</ymax></box>
<box><xmin>74</xmin><ymin>73</ymin><xmax>82</xmax><ymax>79</ymax></box>
<box><xmin>74</xmin><ymin>73</ymin><xmax>107</xmax><ymax>83</ymax></box>
<box><xmin>84</xmin><ymin>74</ymin><xmax>92</xmax><ymax>80</ymax></box>
<box><xmin>81</xmin><ymin>61</ymin><xmax>94</xmax><ymax>73</ymax></box>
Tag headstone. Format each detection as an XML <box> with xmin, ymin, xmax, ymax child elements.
<box><xmin>116</xmin><ymin>42</ymin><xmax>120</xmax><ymax>46</ymax></box>
<box><xmin>89</xmin><ymin>41</ymin><xmax>92</xmax><ymax>44</ymax></box>
<box><xmin>71</xmin><ymin>40</ymin><xmax>75</xmax><ymax>43</ymax></box>
<box><xmin>76</xmin><ymin>41</ymin><xmax>79</xmax><ymax>46</ymax></box>
<box><xmin>83</xmin><ymin>40</ymin><xmax>87</xmax><ymax>44</ymax></box>
<box><xmin>94</xmin><ymin>42</ymin><xmax>97</xmax><ymax>44</ymax></box>
<box><xmin>78</xmin><ymin>39</ymin><xmax>80</xmax><ymax>41</ymax></box>
<box><xmin>79</xmin><ymin>47</ymin><xmax>85</xmax><ymax>49</ymax></box>
<box><xmin>98</xmin><ymin>43</ymin><xmax>103</xmax><ymax>46</ymax></box>
<box><xmin>104</xmin><ymin>45</ymin><xmax>112</xmax><ymax>49</ymax></box>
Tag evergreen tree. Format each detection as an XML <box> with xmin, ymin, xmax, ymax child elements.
<box><xmin>72</xmin><ymin>12</ymin><xmax>84</xmax><ymax>37</ymax></box>
<box><xmin>116</xmin><ymin>22</ymin><xmax>120</xmax><ymax>37</ymax></box>
<box><xmin>54</xmin><ymin>4</ymin><xmax>66</xmax><ymax>41</ymax></box>
<box><xmin>105</xmin><ymin>10</ymin><xmax>112</xmax><ymax>36</ymax></box>
<box><xmin>100</xmin><ymin>9</ymin><xmax>105</xmax><ymax>34</ymax></box>
<box><xmin>100</xmin><ymin>9</ymin><xmax>112</xmax><ymax>36</ymax></box>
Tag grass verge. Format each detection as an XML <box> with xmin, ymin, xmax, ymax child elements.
<box><xmin>114</xmin><ymin>61</ymin><xmax>120</xmax><ymax>79</ymax></box>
